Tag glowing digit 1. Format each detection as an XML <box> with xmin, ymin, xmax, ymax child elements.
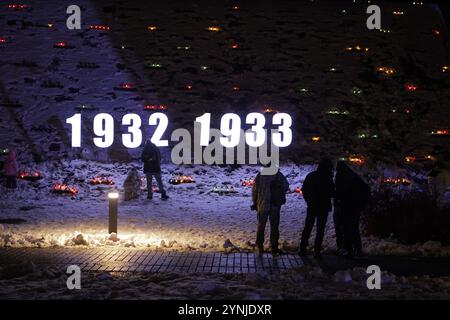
<box><xmin>66</xmin><ymin>114</ymin><xmax>81</xmax><ymax>147</ymax></box>
<box><xmin>149</xmin><ymin>112</ymin><xmax>168</xmax><ymax>147</ymax></box>
<box><xmin>122</xmin><ymin>114</ymin><xmax>142</xmax><ymax>148</ymax></box>
<box><xmin>93</xmin><ymin>113</ymin><xmax>114</xmax><ymax>148</ymax></box>
<box><xmin>272</xmin><ymin>113</ymin><xmax>292</xmax><ymax>147</ymax></box>
<box><xmin>195</xmin><ymin>113</ymin><xmax>211</xmax><ymax>146</ymax></box>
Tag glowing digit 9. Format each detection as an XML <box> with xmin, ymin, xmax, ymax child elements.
<box><xmin>220</xmin><ymin>113</ymin><xmax>241</xmax><ymax>147</ymax></box>
<box><xmin>93</xmin><ymin>113</ymin><xmax>114</xmax><ymax>148</ymax></box>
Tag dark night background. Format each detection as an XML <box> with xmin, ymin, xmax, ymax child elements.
<box><xmin>0</xmin><ymin>0</ymin><xmax>450</xmax><ymax>301</ymax></box>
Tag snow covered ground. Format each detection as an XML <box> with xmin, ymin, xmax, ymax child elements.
<box><xmin>1</xmin><ymin>261</ymin><xmax>450</xmax><ymax>299</ymax></box>
<box><xmin>1</xmin><ymin>160</ymin><xmax>449</xmax><ymax>257</ymax></box>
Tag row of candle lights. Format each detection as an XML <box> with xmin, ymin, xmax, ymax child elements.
<box><xmin>15</xmin><ymin>170</ymin><xmax>419</xmax><ymax>197</ymax></box>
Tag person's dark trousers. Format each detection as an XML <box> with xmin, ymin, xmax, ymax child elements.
<box><xmin>299</xmin><ymin>207</ymin><xmax>329</xmax><ymax>254</ymax></box>
<box><xmin>333</xmin><ymin>206</ymin><xmax>345</xmax><ymax>250</ymax></box>
<box><xmin>146</xmin><ymin>173</ymin><xmax>166</xmax><ymax>198</ymax></box>
<box><xmin>256</xmin><ymin>207</ymin><xmax>280</xmax><ymax>252</ymax></box>
<box><xmin>343</xmin><ymin>209</ymin><xmax>362</xmax><ymax>254</ymax></box>
<box><xmin>6</xmin><ymin>176</ymin><xmax>17</xmax><ymax>189</ymax></box>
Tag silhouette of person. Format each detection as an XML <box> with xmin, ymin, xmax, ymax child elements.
<box><xmin>252</xmin><ymin>167</ymin><xmax>289</xmax><ymax>257</ymax></box>
<box><xmin>141</xmin><ymin>140</ymin><xmax>168</xmax><ymax>200</ymax></box>
<box><xmin>4</xmin><ymin>149</ymin><xmax>18</xmax><ymax>189</ymax></box>
<box><xmin>299</xmin><ymin>158</ymin><xmax>335</xmax><ymax>259</ymax></box>
<box><xmin>428</xmin><ymin>161</ymin><xmax>449</xmax><ymax>206</ymax></box>
<box><xmin>335</xmin><ymin>161</ymin><xmax>370</xmax><ymax>258</ymax></box>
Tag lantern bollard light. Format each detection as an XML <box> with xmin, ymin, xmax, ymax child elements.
<box><xmin>108</xmin><ymin>192</ymin><xmax>119</xmax><ymax>234</ymax></box>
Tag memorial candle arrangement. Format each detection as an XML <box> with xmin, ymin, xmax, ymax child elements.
<box><xmin>383</xmin><ymin>178</ymin><xmax>411</xmax><ymax>186</ymax></box>
<box><xmin>89</xmin><ymin>24</ymin><xmax>111</xmax><ymax>31</ymax></box>
<box><xmin>52</xmin><ymin>183</ymin><xmax>78</xmax><ymax>196</ymax></box>
<box><xmin>169</xmin><ymin>175</ymin><xmax>195</xmax><ymax>185</ymax></box>
<box><xmin>18</xmin><ymin>171</ymin><xmax>42</xmax><ymax>181</ymax></box>
<box><xmin>240</xmin><ymin>179</ymin><xmax>255</xmax><ymax>187</ymax></box>
<box><xmin>144</xmin><ymin>105</ymin><xmax>167</xmax><ymax>111</ymax></box>
<box><xmin>89</xmin><ymin>176</ymin><xmax>115</xmax><ymax>185</ymax></box>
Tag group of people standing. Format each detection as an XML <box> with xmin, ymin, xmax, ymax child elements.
<box><xmin>252</xmin><ymin>158</ymin><xmax>370</xmax><ymax>259</ymax></box>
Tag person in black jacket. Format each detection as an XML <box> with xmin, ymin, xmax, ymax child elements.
<box><xmin>299</xmin><ymin>158</ymin><xmax>335</xmax><ymax>258</ymax></box>
<box><xmin>141</xmin><ymin>140</ymin><xmax>168</xmax><ymax>200</ymax></box>
<box><xmin>335</xmin><ymin>161</ymin><xmax>370</xmax><ymax>258</ymax></box>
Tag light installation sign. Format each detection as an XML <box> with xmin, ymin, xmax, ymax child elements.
<box><xmin>66</xmin><ymin>112</ymin><xmax>292</xmax><ymax>174</ymax></box>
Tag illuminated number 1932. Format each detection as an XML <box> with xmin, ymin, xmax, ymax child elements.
<box><xmin>66</xmin><ymin>113</ymin><xmax>169</xmax><ymax>148</ymax></box>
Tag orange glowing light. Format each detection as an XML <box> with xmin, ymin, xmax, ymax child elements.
<box><xmin>383</xmin><ymin>178</ymin><xmax>411</xmax><ymax>186</ymax></box>
<box><xmin>404</xmin><ymin>156</ymin><xmax>416</xmax><ymax>163</ymax></box>
<box><xmin>346</xmin><ymin>45</ymin><xmax>369</xmax><ymax>52</ymax></box>
<box><xmin>241</xmin><ymin>179</ymin><xmax>255</xmax><ymax>187</ymax></box>
<box><xmin>90</xmin><ymin>24</ymin><xmax>111</xmax><ymax>31</ymax></box>
<box><xmin>47</xmin><ymin>23</ymin><xmax>53</xmax><ymax>28</ymax></box>
<box><xmin>147</xmin><ymin>26</ymin><xmax>158</xmax><ymax>31</ymax></box>
<box><xmin>377</xmin><ymin>67</ymin><xmax>396</xmax><ymax>76</ymax></box>
<box><xmin>262</xmin><ymin>106</ymin><xmax>279</xmax><ymax>114</ymax></box>
<box><xmin>442</xmin><ymin>66</ymin><xmax>449</xmax><ymax>73</ymax></box>
<box><xmin>207</xmin><ymin>26</ymin><xmax>222</xmax><ymax>32</ymax></box>
<box><xmin>431</xmin><ymin>129</ymin><xmax>449</xmax><ymax>136</ymax></box>
<box><xmin>18</xmin><ymin>171</ymin><xmax>42</xmax><ymax>181</ymax></box>
<box><xmin>144</xmin><ymin>105</ymin><xmax>167</xmax><ymax>111</ymax></box>
<box><xmin>52</xmin><ymin>183</ymin><xmax>78</xmax><ymax>195</ymax></box>
<box><xmin>54</xmin><ymin>41</ymin><xmax>68</xmax><ymax>48</ymax></box>
<box><xmin>231</xmin><ymin>43</ymin><xmax>239</xmax><ymax>49</ymax></box>
<box><xmin>347</xmin><ymin>156</ymin><xmax>365</xmax><ymax>165</ymax></box>
<box><xmin>90</xmin><ymin>176</ymin><xmax>115</xmax><ymax>185</ymax></box>
<box><xmin>120</xmin><ymin>83</ymin><xmax>134</xmax><ymax>89</ymax></box>
<box><xmin>405</xmin><ymin>84</ymin><xmax>418</xmax><ymax>91</ymax></box>
<box><xmin>311</xmin><ymin>136</ymin><xmax>321</xmax><ymax>142</ymax></box>
<box><xmin>169</xmin><ymin>175</ymin><xmax>195</xmax><ymax>185</ymax></box>
<box><xmin>7</xmin><ymin>4</ymin><xmax>29</xmax><ymax>10</ymax></box>
<box><xmin>432</xmin><ymin>29</ymin><xmax>441</xmax><ymax>36</ymax></box>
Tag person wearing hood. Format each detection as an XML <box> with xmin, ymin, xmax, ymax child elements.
<box><xmin>335</xmin><ymin>161</ymin><xmax>370</xmax><ymax>258</ymax></box>
<box><xmin>141</xmin><ymin>140</ymin><xmax>168</xmax><ymax>200</ymax></box>
<box><xmin>252</xmin><ymin>166</ymin><xmax>289</xmax><ymax>257</ymax></box>
<box><xmin>299</xmin><ymin>158</ymin><xmax>335</xmax><ymax>258</ymax></box>
<box><xmin>3</xmin><ymin>149</ymin><xmax>18</xmax><ymax>189</ymax></box>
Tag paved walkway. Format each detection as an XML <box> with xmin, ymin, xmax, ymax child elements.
<box><xmin>0</xmin><ymin>248</ymin><xmax>302</xmax><ymax>274</ymax></box>
<box><xmin>1</xmin><ymin>248</ymin><xmax>450</xmax><ymax>276</ymax></box>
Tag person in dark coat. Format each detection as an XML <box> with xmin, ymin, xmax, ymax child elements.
<box><xmin>3</xmin><ymin>149</ymin><xmax>18</xmax><ymax>189</ymax></box>
<box><xmin>299</xmin><ymin>158</ymin><xmax>335</xmax><ymax>258</ymax></box>
<box><xmin>335</xmin><ymin>161</ymin><xmax>370</xmax><ymax>258</ymax></box>
<box><xmin>333</xmin><ymin>200</ymin><xmax>345</xmax><ymax>254</ymax></box>
<box><xmin>252</xmin><ymin>168</ymin><xmax>289</xmax><ymax>257</ymax></box>
<box><xmin>141</xmin><ymin>140</ymin><xmax>168</xmax><ymax>200</ymax></box>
